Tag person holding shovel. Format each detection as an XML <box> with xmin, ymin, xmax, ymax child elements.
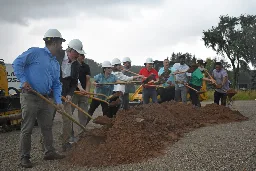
<box><xmin>158</xmin><ymin>59</ymin><xmax>176</xmax><ymax>103</ymax></box>
<box><xmin>212</xmin><ymin>62</ymin><xmax>229</xmax><ymax>106</ymax></box>
<box><xmin>12</xmin><ymin>29</ymin><xmax>66</xmax><ymax>168</ymax></box>
<box><xmin>55</xmin><ymin>39</ymin><xmax>86</xmax><ymax>152</ymax></box>
<box><xmin>139</xmin><ymin>58</ymin><xmax>159</xmax><ymax>104</ymax></box>
<box><xmin>111</xmin><ymin>58</ymin><xmax>144</xmax><ymax>113</ymax></box>
<box><xmin>187</xmin><ymin>64</ymin><xmax>214</xmax><ymax>107</ymax></box>
<box><xmin>173</xmin><ymin>55</ymin><xmax>191</xmax><ymax>104</ymax></box>
<box><xmin>122</xmin><ymin>57</ymin><xmax>136</xmax><ymax>110</ymax></box>
<box><xmin>87</xmin><ymin>61</ymin><xmax>122</xmax><ymax>120</ymax></box>
<box><xmin>71</xmin><ymin>53</ymin><xmax>91</xmax><ymax>135</ymax></box>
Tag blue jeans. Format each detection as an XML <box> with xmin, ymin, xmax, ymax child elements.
<box><xmin>142</xmin><ymin>88</ymin><xmax>158</xmax><ymax>104</ymax></box>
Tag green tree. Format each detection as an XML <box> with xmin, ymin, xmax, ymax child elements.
<box><xmin>202</xmin><ymin>14</ymin><xmax>256</xmax><ymax>88</ymax></box>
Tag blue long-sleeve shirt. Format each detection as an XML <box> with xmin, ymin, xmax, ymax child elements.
<box><xmin>12</xmin><ymin>47</ymin><xmax>62</xmax><ymax>104</ymax></box>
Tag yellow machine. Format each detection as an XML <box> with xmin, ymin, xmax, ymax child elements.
<box><xmin>0</xmin><ymin>59</ymin><xmax>21</xmax><ymax>131</ymax></box>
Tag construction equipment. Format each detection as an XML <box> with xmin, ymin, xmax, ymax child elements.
<box><xmin>0</xmin><ymin>59</ymin><xmax>22</xmax><ymax>131</ymax></box>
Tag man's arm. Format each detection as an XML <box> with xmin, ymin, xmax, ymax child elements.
<box><xmin>12</xmin><ymin>48</ymin><xmax>33</xmax><ymax>87</ymax></box>
<box><xmin>85</xmin><ymin>75</ymin><xmax>91</xmax><ymax>92</ymax></box>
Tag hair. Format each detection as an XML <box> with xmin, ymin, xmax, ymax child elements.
<box><xmin>215</xmin><ymin>62</ymin><xmax>222</xmax><ymax>66</ymax></box>
<box><xmin>179</xmin><ymin>55</ymin><xmax>186</xmax><ymax>59</ymax></box>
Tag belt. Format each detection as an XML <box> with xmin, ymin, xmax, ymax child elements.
<box><xmin>21</xmin><ymin>89</ymin><xmax>49</xmax><ymax>98</ymax></box>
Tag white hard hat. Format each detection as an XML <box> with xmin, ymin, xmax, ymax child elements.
<box><xmin>68</xmin><ymin>39</ymin><xmax>86</xmax><ymax>55</ymax></box>
<box><xmin>145</xmin><ymin>57</ymin><xmax>154</xmax><ymax>64</ymax></box>
<box><xmin>122</xmin><ymin>57</ymin><xmax>132</xmax><ymax>63</ymax></box>
<box><xmin>43</xmin><ymin>29</ymin><xmax>65</xmax><ymax>42</ymax></box>
<box><xmin>111</xmin><ymin>58</ymin><xmax>121</xmax><ymax>66</ymax></box>
<box><xmin>102</xmin><ymin>61</ymin><xmax>112</xmax><ymax>68</ymax></box>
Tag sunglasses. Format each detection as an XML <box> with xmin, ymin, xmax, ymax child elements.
<box><xmin>106</xmin><ymin>67</ymin><xmax>112</xmax><ymax>69</ymax></box>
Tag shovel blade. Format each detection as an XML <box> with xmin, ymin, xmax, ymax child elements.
<box><xmin>93</xmin><ymin>115</ymin><xmax>113</xmax><ymax>126</ymax></box>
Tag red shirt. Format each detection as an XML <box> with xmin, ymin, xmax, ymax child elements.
<box><xmin>139</xmin><ymin>67</ymin><xmax>159</xmax><ymax>88</ymax></box>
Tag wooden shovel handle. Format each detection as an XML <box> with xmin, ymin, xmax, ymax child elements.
<box><xmin>30</xmin><ymin>90</ymin><xmax>86</xmax><ymax>131</ymax></box>
<box><xmin>76</xmin><ymin>92</ymin><xmax>109</xmax><ymax>105</ymax></box>
<box><xmin>62</xmin><ymin>96</ymin><xmax>93</xmax><ymax>120</ymax></box>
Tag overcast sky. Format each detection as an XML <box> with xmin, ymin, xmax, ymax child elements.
<box><xmin>1</xmin><ymin>0</ymin><xmax>256</xmax><ymax>65</ymax></box>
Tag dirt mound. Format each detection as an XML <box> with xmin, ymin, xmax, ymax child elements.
<box><xmin>65</xmin><ymin>102</ymin><xmax>248</xmax><ymax>167</ymax></box>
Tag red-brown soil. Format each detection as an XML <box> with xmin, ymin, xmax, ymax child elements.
<box><xmin>65</xmin><ymin>102</ymin><xmax>248</xmax><ymax>168</ymax></box>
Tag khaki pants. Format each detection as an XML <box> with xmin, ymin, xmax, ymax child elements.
<box><xmin>61</xmin><ymin>102</ymin><xmax>72</xmax><ymax>145</ymax></box>
<box><xmin>20</xmin><ymin>93</ymin><xmax>55</xmax><ymax>159</ymax></box>
<box><xmin>71</xmin><ymin>94</ymin><xmax>89</xmax><ymax>134</ymax></box>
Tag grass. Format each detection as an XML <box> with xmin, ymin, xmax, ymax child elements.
<box><xmin>206</xmin><ymin>90</ymin><xmax>256</xmax><ymax>101</ymax></box>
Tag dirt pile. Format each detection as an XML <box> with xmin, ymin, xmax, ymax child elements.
<box><xmin>65</xmin><ymin>102</ymin><xmax>248</xmax><ymax>167</ymax></box>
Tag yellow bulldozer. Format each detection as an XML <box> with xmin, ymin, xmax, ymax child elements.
<box><xmin>0</xmin><ymin>59</ymin><xmax>22</xmax><ymax>131</ymax></box>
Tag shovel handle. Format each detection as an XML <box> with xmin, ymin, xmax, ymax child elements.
<box><xmin>62</xmin><ymin>96</ymin><xmax>93</xmax><ymax>120</ymax></box>
<box><xmin>31</xmin><ymin>90</ymin><xmax>86</xmax><ymax>131</ymax></box>
<box><xmin>76</xmin><ymin>92</ymin><xmax>110</xmax><ymax>105</ymax></box>
<box><xmin>74</xmin><ymin>91</ymin><xmax>108</xmax><ymax>99</ymax></box>
<box><xmin>184</xmin><ymin>84</ymin><xmax>199</xmax><ymax>92</ymax></box>
<box><xmin>122</xmin><ymin>69</ymin><xmax>141</xmax><ymax>76</ymax></box>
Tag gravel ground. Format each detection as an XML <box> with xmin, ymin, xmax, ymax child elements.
<box><xmin>1</xmin><ymin>100</ymin><xmax>256</xmax><ymax>171</ymax></box>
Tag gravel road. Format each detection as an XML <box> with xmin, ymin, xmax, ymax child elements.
<box><xmin>1</xmin><ymin>100</ymin><xmax>256</xmax><ymax>171</ymax></box>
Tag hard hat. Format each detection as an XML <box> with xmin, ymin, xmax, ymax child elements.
<box><xmin>111</xmin><ymin>58</ymin><xmax>121</xmax><ymax>66</ymax></box>
<box><xmin>43</xmin><ymin>29</ymin><xmax>66</xmax><ymax>42</ymax></box>
<box><xmin>145</xmin><ymin>57</ymin><xmax>154</xmax><ymax>64</ymax></box>
<box><xmin>122</xmin><ymin>57</ymin><xmax>132</xmax><ymax>63</ymax></box>
<box><xmin>102</xmin><ymin>61</ymin><xmax>112</xmax><ymax>68</ymax></box>
<box><xmin>68</xmin><ymin>39</ymin><xmax>85</xmax><ymax>55</ymax></box>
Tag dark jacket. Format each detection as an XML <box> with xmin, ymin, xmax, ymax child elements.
<box><xmin>56</xmin><ymin>50</ymin><xmax>80</xmax><ymax>97</ymax></box>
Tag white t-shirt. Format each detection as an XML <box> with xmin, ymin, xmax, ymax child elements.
<box><xmin>112</xmin><ymin>71</ymin><xmax>133</xmax><ymax>93</ymax></box>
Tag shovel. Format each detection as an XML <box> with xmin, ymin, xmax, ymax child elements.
<box><xmin>185</xmin><ymin>84</ymin><xmax>206</xmax><ymax>94</ymax></box>
<box><xmin>176</xmin><ymin>81</ymin><xmax>205</xmax><ymax>94</ymax></box>
<box><xmin>30</xmin><ymin>90</ymin><xmax>86</xmax><ymax>131</ymax></box>
<box><xmin>74</xmin><ymin>91</ymin><xmax>108</xmax><ymax>99</ymax></box>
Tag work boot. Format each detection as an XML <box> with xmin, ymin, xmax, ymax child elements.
<box><xmin>43</xmin><ymin>152</ymin><xmax>65</xmax><ymax>160</ymax></box>
<box><xmin>20</xmin><ymin>157</ymin><xmax>33</xmax><ymax>168</ymax></box>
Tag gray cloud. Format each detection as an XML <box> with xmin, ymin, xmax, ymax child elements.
<box><xmin>0</xmin><ymin>0</ymin><xmax>163</xmax><ymax>25</ymax></box>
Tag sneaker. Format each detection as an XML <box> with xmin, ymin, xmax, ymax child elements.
<box><xmin>43</xmin><ymin>152</ymin><xmax>65</xmax><ymax>160</ymax></box>
<box><xmin>20</xmin><ymin>157</ymin><xmax>33</xmax><ymax>168</ymax></box>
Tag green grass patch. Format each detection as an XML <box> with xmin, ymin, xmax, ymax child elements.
<box><xmin>206</xmin><ymin>90</ymin><xmax>256</xmax><ymax>101</ymax></box>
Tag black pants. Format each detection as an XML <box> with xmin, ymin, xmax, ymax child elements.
<box><xmin>188</xmin><ymin>84</ymin><xmax>201</xmax><ymax>107</ymax></box>
<box><xmin>108</xmin><ymin>91</ymin><xmax>121</xmax><ymax>118</ymax></box>
<box><xmin>87</xmin><ymin>99</ymin><xmax>109</xmax><ymax>124</ymax></box>
<box><xmin>122</xmin><ymin>92</ymin><xmax>130</xmax><ymax>110</ymax></box>
<box><xmin>214</xmin><ymin>91</ymin><xmax>227</xmax><ymax>106</ymax></box>
<box><xmin>158</xmin><ymin>86</ymin><xmax>175</xmax><ymax>103</ymax></box>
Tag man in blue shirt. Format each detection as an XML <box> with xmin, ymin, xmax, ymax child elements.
<box><xmin>12</xmin><ymin>29</ymin><xmax>66</xmax><ymax>168</ymax></box>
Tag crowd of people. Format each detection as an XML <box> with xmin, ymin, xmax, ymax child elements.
<box><xmin>12</xmin><ymin>28</ymin><xmax>230</xmax><ymax>168</ymax></box>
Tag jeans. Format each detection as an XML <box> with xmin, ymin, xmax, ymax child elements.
<box><xmin>142</xmin><ymin>88</ymin><xmax>157</xmax><ymax>104</ymax></box>
<box><xmin>175</xmin><ymin>86</ymin><xmax>187</xmax><ymax>103</ymax></box>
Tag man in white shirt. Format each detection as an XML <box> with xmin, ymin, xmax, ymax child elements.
<box><xmin>111</xmin><ymin>58</ymin><xmax>143</xmax><ymax>115</ymax></box>
<box><xmin>173</xmin><ymin>55</ymin><xmax>190</xmax><ymax>103</ymax></box>
<box><xmin>55</xmin><ymin>39</ymin><xmax>86</xmax><ymax>151</ymax></box>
